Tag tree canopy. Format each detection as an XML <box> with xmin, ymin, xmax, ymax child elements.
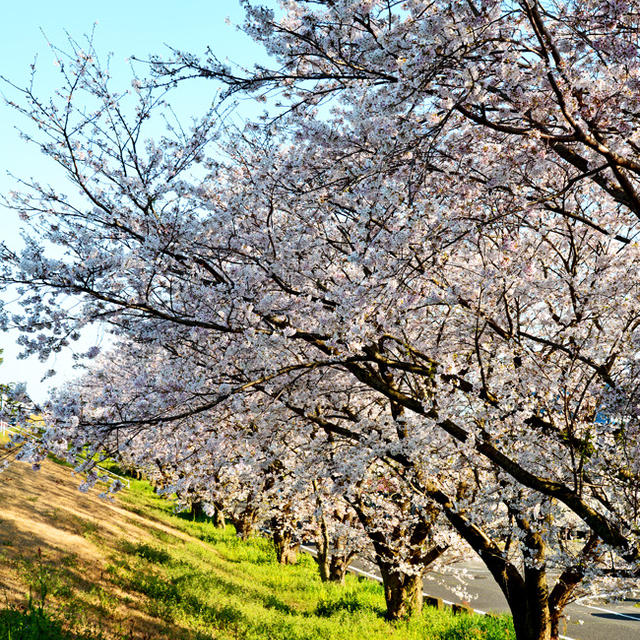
<box><xmin>3</xmin><ymin>2</ymin><xmax>640</xmax><ymax>639</ymax></box>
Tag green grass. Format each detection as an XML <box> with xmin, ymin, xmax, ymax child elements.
<box><xmin>0</xmin><ymin>603</ymin><xmax>80</xmax><ymax>640</ymax></box>
<box><xmin>107</xmin><ymin>531</ymin><xmax>514</xmax><ymax>640</ymax></box>
<box><xmin>1</xmin><ymin>465</ymin><xmax>515</xmax><ymax>640</ymax></box>
<box><xmin>106</xmin><ymin>477</ymin><xmax>515</xmax><ymax>640</ymax></box>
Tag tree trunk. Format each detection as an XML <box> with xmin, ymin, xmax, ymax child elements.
<box><xmin>314</xmin><ymin>548</ymin><xmax>351</xmax><ymax>583</ymax></box>
<box><xmin>509</xmin><ymin>598</ymin><xmax>552</xmax><ymax>640</ymax></box>
<box><xmin>548</xmin><ymin>535</ymin><xmax>601</xmax><ymax>640</ymax></box>
<box><xmin>328</xmin><ymin>554</ymin><xmax>349</xmax><ymax>583</ymax></box>
<box><xmin>189</xmin><ymin>500</ymin><xmax>204</xmax><ymax>520</ymax></box>
<box><xmin>485</xmin><ymin>552</ymin><xmax>554</xmax><ymax>640</ymax></box>
<box><xmin>235</xmin><ymin>518</ymin><xmax>254</xmax><ymax>540</ymax></box>
<box><xmin>273</xmin><ymin>528</ymin><xmax>299</xmax><ymax>565</ymax></box>
<box><xmin>379</xmin><ymin>565</ymin><xmax>423</xmax><ymax>619</ymax></box>
<box><xmin>313</xmin><ymin>526</ymin><xmax>354</xmax><ymax>583</ymax></box>
<box><xmin>315</xmin><ymin>545</ymin><xmax>331</xmax><ymax>582</ymax></box>
<box><xmin>348</xmin><ymin>498</ymin><xmax>435</xmax><ymax>619</ymax></box>
<box><xmin>231</xmin><ymin>508</ymin><xmax>257</xmax><ymax>540</ymax></box>
<box><xmin>213</xmin><ymin>501</ymin><xmax>226</xmax><ymax>529</ymax></box>
<box><xmin>480</xmin><ymin>553</ymin><xmax>553</xmax><ymax>640</ymax></box>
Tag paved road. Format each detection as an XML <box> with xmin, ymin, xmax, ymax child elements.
<box><xmin>301</xmin><ymin>546</ymin><xmax>640</xmax><ymax>640</ymax></box>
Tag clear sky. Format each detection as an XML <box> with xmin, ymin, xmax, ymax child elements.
<box><xmin>0</xmin><ymin>1</ymin><xmax>267</xmax><ymax>403</ymax></box>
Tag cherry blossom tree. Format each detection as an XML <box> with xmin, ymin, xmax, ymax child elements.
<box><xmin>5</xmin><ymin>2</ymin><xmax>640</xmax><ymax>638</ymax></box>
<box><xmin>39</xmin><ymin>337</ymin><xmax>469</xmax><ymax>615</ymax></box>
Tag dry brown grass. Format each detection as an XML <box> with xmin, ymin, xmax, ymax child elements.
<box><xmin>0</xmin><ymin>457</ymin><xmax>198</xmax><ymax>639</ymax></box>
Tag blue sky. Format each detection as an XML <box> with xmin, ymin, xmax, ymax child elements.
<box><xmin>0</xmin><ymin>1</ymin><xmax>267</xmax><ymax>402</ymax></box>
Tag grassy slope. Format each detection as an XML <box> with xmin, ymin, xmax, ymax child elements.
<box><xmin>0</xmin><ymin>458</ymin><xmax>515</xmax><ymax>640</ymax></box>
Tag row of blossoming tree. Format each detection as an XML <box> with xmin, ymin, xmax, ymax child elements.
<box><xmin>3</xmin><ymin>1</ymin><xmax>640</xmax><ymax>638</ymax></box>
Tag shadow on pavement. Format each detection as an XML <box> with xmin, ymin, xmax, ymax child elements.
<box><xmin>592</xmin><ymin>612</ymin><xmax>640</xmax><ymax>621</ymax></box>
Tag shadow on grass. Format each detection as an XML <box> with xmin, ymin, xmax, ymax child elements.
<box><xmin>124</xmin><ymin>569</ymin><xmax>247</xmax><ymax>628</ymax></box>
<box><xmin>114</xmin><ymin>537</ymin><xmax>302</xmax><ymax>629</ymax></box>
<box><xmin>118</xmin><ymin>540</ymin><xmax>172</xmax><ymax>565</ymax></box>
<box><xmin>0</xmin><ymin>603</ymin><xmax>79</xmax><ymax>640</ymax></box>
<box><xmin>173</xmin><ymin>509</ymin><xmax>215</xmax><ymax>525</ymax></box>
